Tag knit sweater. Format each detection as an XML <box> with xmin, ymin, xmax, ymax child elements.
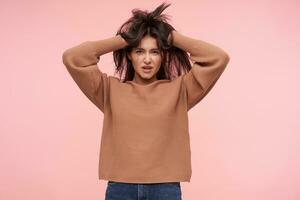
<box><xmin>62</xmin><ymin>33</ymin><xmax>230</xmax><ymax>183</ymax></box>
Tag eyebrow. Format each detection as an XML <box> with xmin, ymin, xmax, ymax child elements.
<box><xmin>135</xmin><ymin>47</ymin><xmax>160</xmax><ymax>51</ymax></box>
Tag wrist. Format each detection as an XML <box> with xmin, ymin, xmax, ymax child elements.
<box><xmin>118</xmin><ymin>34</ymin><xmax>128</xmax><ymax>48</ymax></box>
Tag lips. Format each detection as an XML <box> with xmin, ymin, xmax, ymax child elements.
<box><xmin>142</xmin><ymin>66</ymin><xmax>153</xmax><ymax>73</ymax></box>
<box><xmin>142</xmin><ymin>66</ymin><xmax>153</xmax><ymax>69</ymax></box>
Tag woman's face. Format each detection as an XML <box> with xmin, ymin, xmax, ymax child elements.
<box><xmin>127</xmin><ymin>35</ymin><xmax>163</xmax><ymax>83</ymax></box>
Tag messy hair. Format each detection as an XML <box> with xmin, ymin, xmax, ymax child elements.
<box><xmin>113</xmin><ymin>2</ymin><xmax>192</xmax><ymax>82</ymax></box>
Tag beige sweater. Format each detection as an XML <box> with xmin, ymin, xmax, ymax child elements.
<box><xmin>62</xmin><ymin>33</ymin><xmax>230</xmax><ymax>183</ymax></box>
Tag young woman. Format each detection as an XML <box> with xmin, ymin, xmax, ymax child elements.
<box><xmin>62</xmin><ymin>2</ymin><xmax>230</xmax><ymax>200</ymax></box>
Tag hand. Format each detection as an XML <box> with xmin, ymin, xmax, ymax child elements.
<box><xmin>167</xmin><ymin>30</ymin><xmax>174</xmax><ymax>45</ymax></box>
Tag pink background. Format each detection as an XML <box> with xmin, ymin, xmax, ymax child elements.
<box><xmin>1</xmin><ymin>0</ymin><xmax>299</xmax><ymax>199</ymax></box>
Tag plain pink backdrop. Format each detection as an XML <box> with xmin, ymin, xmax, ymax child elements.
<box><xmin>1</xmin><ymin>0</ymin><xmax>299</xmax><ymax>199</ymax></box>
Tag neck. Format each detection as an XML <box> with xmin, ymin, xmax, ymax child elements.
<box><xmin>133</xmin><ymin>76</ymin><xmax>158</xmax><ymax>85</ymax></box>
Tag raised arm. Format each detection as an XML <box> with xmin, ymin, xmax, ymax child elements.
<box><xmin>62</xmin><ymin>35</ymin><xmax>128</xmax><ymax>112</ymax></box>
<box><xmin>170</xmin><ymin>31</ymin><xmax>230</xmax><ymax>110</ymax></box>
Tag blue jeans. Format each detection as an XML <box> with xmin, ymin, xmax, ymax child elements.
<box><xmin>105</xmin><ymin>181</ymin><xmax>182</xmax><ymax>200</ymax></box>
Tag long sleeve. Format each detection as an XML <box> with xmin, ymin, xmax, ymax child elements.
<box><xmin>182</xmin><ymin>39</ymin><xmax>230</xmax><ymax>111</ymax></box>
<box><xmin>62</xmin><ymin>41</ymin><xmax>109</xmax><ymax>112</ymax></box>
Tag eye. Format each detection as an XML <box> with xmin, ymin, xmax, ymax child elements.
<box><xmin>135</xmin><ymin>50</ymin><xmax>142</xmax><ymax>54</ymax></box>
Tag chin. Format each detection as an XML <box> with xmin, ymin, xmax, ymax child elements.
<box><xmin>141</xmin><ymin>76</ymin><xmax>153</xmax><ymax>81</ymax></box>
<box><xmin>140</xmin><ymin>73</ymin><xmax>154</xmax><ymax>79</ymax></box>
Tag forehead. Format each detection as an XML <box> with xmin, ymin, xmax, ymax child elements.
<box><xmin>135</xmin><ymin>36</ymin><xmax>159</xmax><ymax>50</ymax></box>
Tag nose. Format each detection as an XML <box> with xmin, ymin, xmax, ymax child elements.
<box><xmin>144</xmin><ymin>53</ymin><xmax>151</xmax><ymax>64</ymax></box>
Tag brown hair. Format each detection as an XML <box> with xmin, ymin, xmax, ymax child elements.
<box><xmin>113</xmin><ymin>2</ymin><xmax>192</xmax><ymax>82</ymax></box>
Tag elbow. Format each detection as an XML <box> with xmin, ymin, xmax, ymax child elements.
<box><xmin>62</xmin><ymin>49</ymin><xmax>73</xmax><ymax>67</ymax></box>
<box><xmin>61</xmin><ymin>43</ymin><xmax>81</xmax><ymax>66</ymax></box>
<box><xmin>218</xmin><ymin>52</ymin><xmax>230</xmax><ymax>67</ymax></box>
<box><xmin>62</xmin><ymin>48</ymin><xmax>71</xmax><ymax>60</ymax></box>
<box><xmin>224</xmin><ymin>52</ymin><xmax>230</xmax><ymax>62</ymax></box>
<box><xmin>62</xmin><ymin>51</ymin><xmax>68</xmax><ymax>66</ymax></box>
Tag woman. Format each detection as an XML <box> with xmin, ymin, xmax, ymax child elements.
<box><xmin>62</xmin><ymin>2</ymin><xmax>230</xmax><ymax>200</ymax></box>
